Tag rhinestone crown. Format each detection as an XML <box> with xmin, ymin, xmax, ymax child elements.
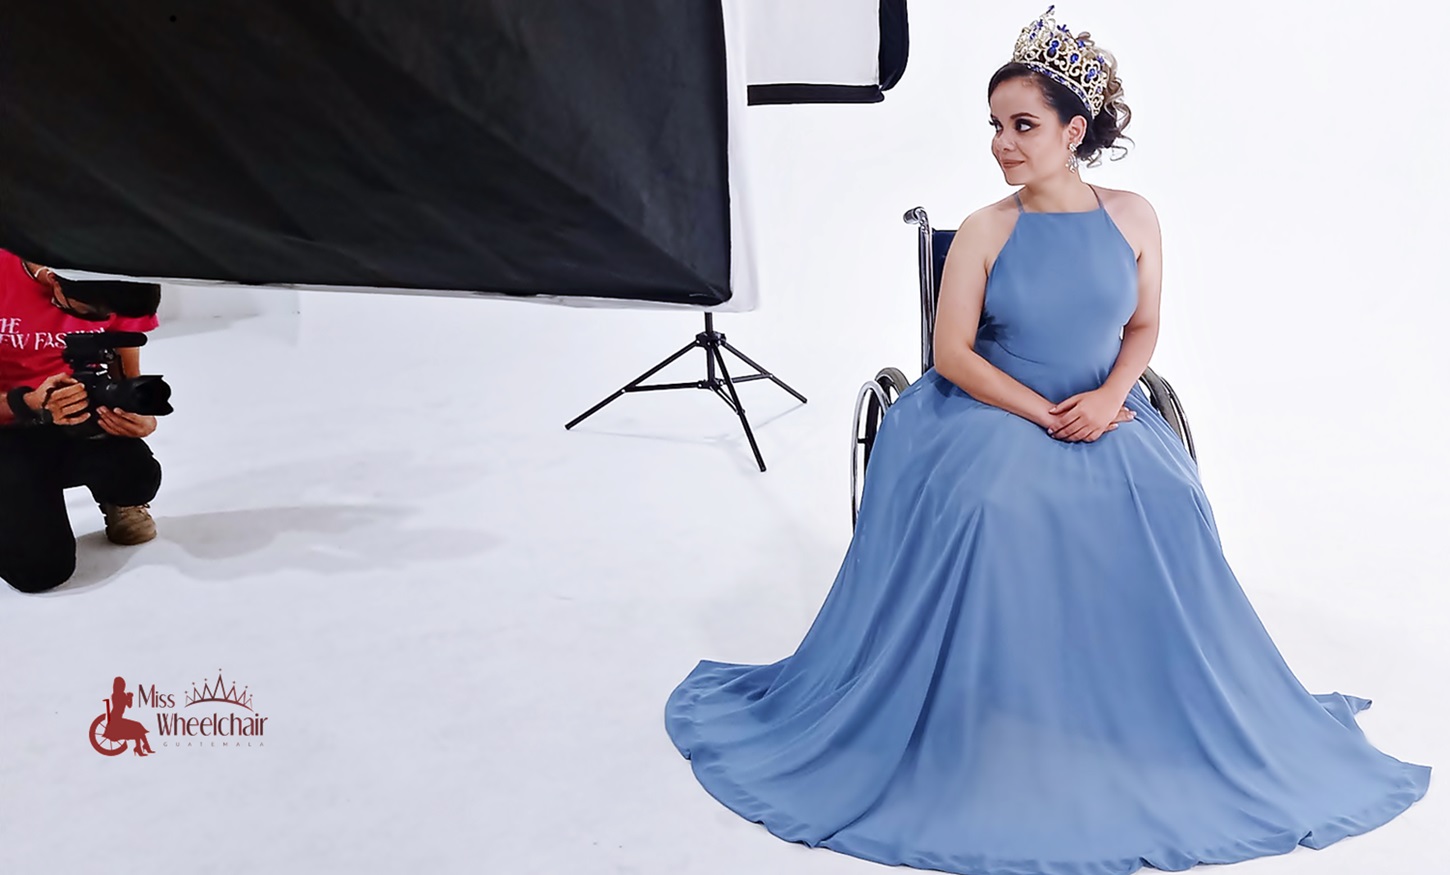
<box><xmin>1011</xmin><ymin>5</ymin><xmax>1107</xmax><ymax>117</ymax></box>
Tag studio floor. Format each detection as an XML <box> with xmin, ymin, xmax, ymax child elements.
<box><xmin>0</xmin><ymin>280</ymin><xmax>1442</xmax><ymax>875</ymax></box>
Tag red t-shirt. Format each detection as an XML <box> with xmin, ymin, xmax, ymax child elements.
<box><xmin>0</xmin><ymin>249</ymin><xmax>159</xmax><ymax>393</ymax></box>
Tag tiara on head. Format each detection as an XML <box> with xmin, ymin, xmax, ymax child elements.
<box><xmin>1011</xmin><ymin>5</ymin><xmax>1107</xmax><ymax>117</ymax></box>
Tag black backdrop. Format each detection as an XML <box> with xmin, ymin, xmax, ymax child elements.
<box><xmin>0</xmin><ymin>2</ymin><xmax>736</xmax><ymax>307</ymax></box>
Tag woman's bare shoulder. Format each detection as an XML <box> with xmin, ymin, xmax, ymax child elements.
<box><xmin>958</xmin><ymin>196</ymin><xmax>1018</xmax><ymax>227</ymax></box>
<box><xmin>954</xmin><ymin>197</ymin><xmax>1019</xmax><ymax>246</ymax></box>
<box><xmin>940</xmin><ymin>199</ymin><xmax>1020</xmax><ymax>279</ymax></box>
<box><xmin>1094</xmin><ymin>185</ymin><xmax>1158</xmax><ymax>223</ymax></box>
<box><xmin>1094</xmin><ymin>185</ymin><xmax>1160</xmax><ymax>255</ymax></box>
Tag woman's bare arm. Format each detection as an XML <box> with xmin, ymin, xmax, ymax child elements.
<box><xmin>1100</xmin><ymin>193</ymin><xmax>1163</xmax><ymax>403</ymax></box>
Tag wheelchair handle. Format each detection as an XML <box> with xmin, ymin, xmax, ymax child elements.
<box><xmin>904</xmin><ymin>206</ymin><xmax>937</xmax><ymax>374</ymax></box>
<box><xmin>902</xmin><ymin>206</ymin><xmax>930</xmax><ymax>229</ymax></box>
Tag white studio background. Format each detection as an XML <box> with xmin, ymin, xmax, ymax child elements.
<box><xmin>1</xmin><ymin>2</ymin><xmax>1444</xmax><ymax>873</ymax></box>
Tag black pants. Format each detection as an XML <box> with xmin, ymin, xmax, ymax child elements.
<box><xmin>0</xmin><ymin>428</ymin><xmax>162</xmax><ymax>593</ymax></box>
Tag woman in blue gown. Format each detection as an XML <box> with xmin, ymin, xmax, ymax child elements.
<box><xmin>663</xmin><ymin>7</ymin><xmax>1431</xmax><ymax>874</ymax></box>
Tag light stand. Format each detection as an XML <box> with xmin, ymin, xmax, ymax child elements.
<box><xmin>564</xmin><ymin>314</ymin><xmax>806</xmax><ymax>471</ymax></box>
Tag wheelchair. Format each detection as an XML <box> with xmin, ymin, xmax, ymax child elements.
<box><xmin>849</xmin><ymin>207</ymin><xmax>1197</xmax><ymax>527</ymax></box>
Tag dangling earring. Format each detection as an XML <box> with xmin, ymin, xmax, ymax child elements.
<box><xmin>1066</xmin><ymin>142</ymin><xmax>1081</xmax><ymax>172</ymax></box>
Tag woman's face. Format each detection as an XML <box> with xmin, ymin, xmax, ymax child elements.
<box><xmin>988</xmin><ymin>77</ymin><xmax>1083</xmax><ymax>184</ymax></box>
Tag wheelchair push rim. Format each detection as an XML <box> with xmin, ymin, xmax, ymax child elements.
<box><xmin>851</xmin><ymin>367</ymin><xmax>910</xmax><ymax>528</ymax></box>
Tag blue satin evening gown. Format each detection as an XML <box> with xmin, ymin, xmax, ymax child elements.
<box><xmin>664</xmin><ymin>185</ymin><xmax>1431</xmax><ymax>875</ymax></box>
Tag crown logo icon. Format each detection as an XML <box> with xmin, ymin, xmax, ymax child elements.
<box><xmin>184</xmin><ymin>670</ymin><xmax>254</xmax><ymax>711</ymax></box>
<box><xmin>1012</xmin><ymin>5</ymin><xmax>1107</xmax><ymax>117</ymax></box>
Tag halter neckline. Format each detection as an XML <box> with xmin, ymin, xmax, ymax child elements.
<box><xmin>1014</xmin><ymin>184</ymin><xmax>1104</xmax><ymax>215</ymax></box>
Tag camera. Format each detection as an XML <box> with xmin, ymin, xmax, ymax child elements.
<box><xmin>60</xmin><ymin>331</ymin><xmax>173</xmax><ymax>437</ymax></box>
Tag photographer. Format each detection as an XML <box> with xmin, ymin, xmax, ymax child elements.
<box><xmin>0</xmin><ymin>249</ymin><xmax>163</xmax><ymax>592</ymax></box>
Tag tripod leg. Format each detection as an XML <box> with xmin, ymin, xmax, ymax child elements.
<box><xmin>719</xmin><ymin>340</ymin><xmax>808</xmax><ymax>404</ymax></box>
<box><xmin>565</xmin><ymin>338</ymin><xmax>701</xmax><ymax>430</ymax></box>
<box><xmin>706</xmin><ymin>343</ymin><xmax>767</xmax><ymax>472</ymax></box>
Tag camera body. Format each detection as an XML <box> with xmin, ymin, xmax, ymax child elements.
<box><xmin>59</xmin><ymin>331</ymin><xmax>173</xmax><ymax>438</ymax></box>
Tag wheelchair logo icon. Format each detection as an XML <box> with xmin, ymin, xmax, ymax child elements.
<box><xmin>89</xmin><ymin>676</ymin><xmax>156</xmax><ymax>758</ymax></box>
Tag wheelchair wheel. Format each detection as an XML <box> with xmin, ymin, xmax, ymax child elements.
<box><xmin>89</xmin><ymin>714</ymin><xmax>127</xmax><ymax>756</ymax></box>
<box><xmin>851</xmin><ymin>367</ymin><xmax>911</xmax><ymax>528</ymax></box>
<box><xmin>1138</xmin><ymin>366</ymin><xmax>1196</xmax><ymax>462</ymax></box>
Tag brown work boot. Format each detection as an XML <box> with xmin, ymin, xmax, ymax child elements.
<box><xmin>100</xmin><ymin>503</ymin><xmax>157</xmax><ymax>546</ymax></box>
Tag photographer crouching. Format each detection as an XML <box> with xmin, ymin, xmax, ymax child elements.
<box><xmin>0</xmin><ymin>249</ymin><xmax>170</xmax><ymax>593</ymax></box>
